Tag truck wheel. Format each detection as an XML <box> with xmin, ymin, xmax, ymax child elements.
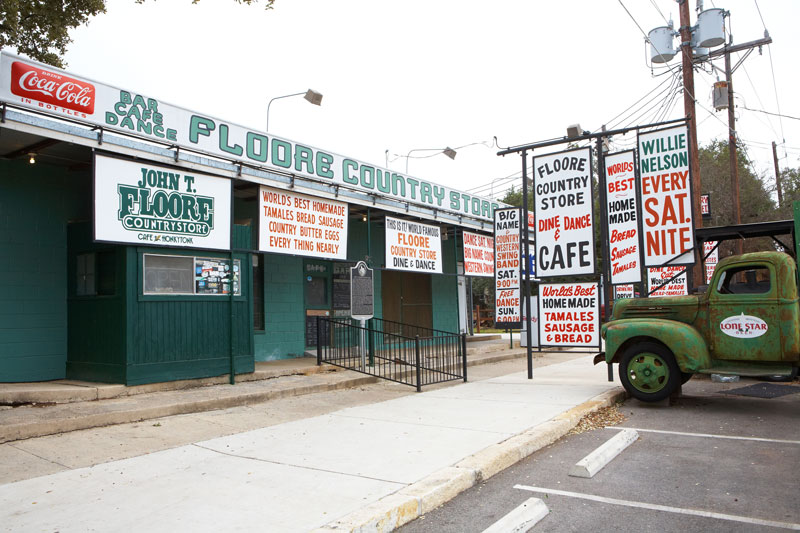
<box><xmin>680</xmin><ymin>372</ymin><xmax>694</xmax><ymax>385</ymax></box>
<box><xmin>619</xmin><ymin>342</ymin><xmax>680</xmax><ymax>402</ymax></box>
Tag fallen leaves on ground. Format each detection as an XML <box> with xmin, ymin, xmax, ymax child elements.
<box><xmin>567</xmin><ymin>403</ymin><xmax>627</xmax><ymax>435</ymax></box>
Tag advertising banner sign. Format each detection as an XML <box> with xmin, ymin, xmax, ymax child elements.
<box><xmin>647</xmin><ymin>266</ymin><xmax>688</xmax><ymax>297</ymax></box>
<box><xmin>614</xmin><ymin>284</ymin><xmax>636</xmax><ymax>299</ymax></box>
<box><xmin>532</xmin><ymin>147</ymin><xmax>595</xmax><ymax>278</ymax></box>
<box><xmin>700</xmin><ymin>194</ymin><xmax>711</xmax><ymax>218</ymax></box>
<box><xmin>704</xmin><ymin>241</ymin><xmax>719</xmax><ymax>284</ymax></box>
<box><xmin>0</xmin><ymin>51</ymin><xmax>498</xmax><ymax>223</ymax></box>
<box><xmin>259</xmin><ymin>186</ymin><xmax>348</xmax><ymax>260</ymax></box>
<box><xmin>385</xmin><ymin>216</ymin><xmax>442</xmax><ymax>273</ymax></box>
<box><xmin>494</xmin><ymin>207</ymin><xmax>522</xmax><ymax>329</ymax></box>
<box><xmin>638</xmin><ymin>124</ymin><xmax>695</xmax><ymax>266</ymax></box>
<box><xmin>538</xmin><ymin>282</ymin><xmax>599</xmax><ymax>347</ymax></box>
<box><xmin>94</xmin><ymin>154</ymin><xmax>231</xmax><ymax>249</ymax></box>
<box><xmin>462</xmin><ymin>231</ymin><xmax>494</xmax><ymax>278</ymax></box>
<box><xmin>604</xmin><ymin>150</ymin><xmax>641</xmax><ymax>284</ymax></box>
<box><xmin>520</xmin><ymin>296</ymin><xmax>539</xmax><ymax>347</ymax></box>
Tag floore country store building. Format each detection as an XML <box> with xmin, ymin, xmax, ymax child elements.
<box><xmin>0</xmin><ymin>51</ymin><xmax>501</xmax><ymax>385</ymax></box>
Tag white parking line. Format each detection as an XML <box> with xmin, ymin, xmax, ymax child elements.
<box><xmin>481</xmin><ymin>497</ymin><xmax>549</xmax><ymax>533</ymax></box>
<box><xmin>569</xmin><ymin>428</ymin><xmax>638</xmax><ymax>478</ymax></box>
<box><xmin>605</xmin><ymin>426</ymin><xmax>800</xmax><ymax>445</ymax></box>
<box><xmin>514</xmin><ymin>485</ymin><xmax>800</xmax><ymax>530</ymax></box>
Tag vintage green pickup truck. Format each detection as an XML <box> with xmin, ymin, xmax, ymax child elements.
<box><xmin>598</xmin><ymin>245</ymin><xmax>800</xmax><ymax>402</ymax></box>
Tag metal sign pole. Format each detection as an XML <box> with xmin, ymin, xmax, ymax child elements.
<box><xmin>521</xmin><ymin>150</ymin><xmax>534</xmax><ymax>379</ymax></box>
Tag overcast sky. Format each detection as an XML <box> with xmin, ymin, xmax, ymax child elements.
<box><xmin>61</xmin><ymin>0</ymin><xmax>800</xmax><ymax>204</ymax></box>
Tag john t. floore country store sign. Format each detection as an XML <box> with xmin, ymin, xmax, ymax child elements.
<box><xmin>94</xmin><ymin>154</ymin><xmax>231</xmax><ymax>250</ymax></box>
<box><xmin>0</xmin><ymin>51</ymin><xmax>499</xmax><ymax>223</ymax></box>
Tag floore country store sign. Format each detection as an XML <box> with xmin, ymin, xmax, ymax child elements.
<box><xmin>94</xmin><ymin>154</ymin><xmax>231</xmax><ymax>249</ymax></box>
<box><xmin>385</xmin><ymin>216</ymin><xmax>442</xmax><ymax>274</ymax></box>
<box><xmin>0</xmin><ymin>52</ymin><xmax>499</xmax><ymax>224</ymax></box>
<box><xmin>259</xmin><ymin>186</ymin><xmax>348</xmax><ymax>260</ymax></box>
<box><xmin>533</xmin><ymin>147</ymin><xmax>595</xmax><ymax>278</ymax></box>
<box><xmin>638</xmin><ymin>125</ymin><xmax>695</xmax><ymax>266</ymax></box>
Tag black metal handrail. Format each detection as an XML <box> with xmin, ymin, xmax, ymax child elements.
<box><xmin>316</xmin><ymin>317</ymin><xmax>467</xmax><ymax>391</ymax></box>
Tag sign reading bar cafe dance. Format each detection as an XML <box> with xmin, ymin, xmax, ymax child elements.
<box><xmin>94</xmin><ymin>154</ymin><xmax>231</xmax><ymax>250</ymax></box>
<box><xmin>0</xmin><ymin>51</ymin><xmax>499</xmax><ymax>223</ymax></box>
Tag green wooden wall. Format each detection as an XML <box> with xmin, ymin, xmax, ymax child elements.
<box><xmin>0</xmin><ymin>160</ymin><xmax>89</xmax><ymax>382</ymax></box>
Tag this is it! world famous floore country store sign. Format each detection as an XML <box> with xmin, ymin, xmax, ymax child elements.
<box><xmin>0</xmin><ymin>51</ymin><xmax>500</xmax><ymax>226</ymax></box>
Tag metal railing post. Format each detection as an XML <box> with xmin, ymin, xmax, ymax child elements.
<box><xmin>317</xmin><ymin>316</ymin><xmax>322</xmax><ymax>366</ymax></box>
<box><xmin>415</xmin><ymin>335</ymin><xmax>422</xmax><ymax>392</ymax></box>
<box><xmin>461</xmin><ymin>333</ymin><xmax>468</xmax><ymax>382</ymax></box>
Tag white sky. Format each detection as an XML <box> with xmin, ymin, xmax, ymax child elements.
<box><xmin>62</xmin><ymin>0</ymin><xmax>800</xmax><ymax>204</ymax></box>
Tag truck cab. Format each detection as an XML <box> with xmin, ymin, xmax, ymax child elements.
<box><xmin>599</xmin><ymin>251</ymin><xmax>800</xmax><ymax>402</ymax></box>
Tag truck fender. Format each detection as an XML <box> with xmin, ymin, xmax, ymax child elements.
<box><xmin>604</xmin><ymin>319</ymin><xmax>710</xmax><ymax>373</ymax></box>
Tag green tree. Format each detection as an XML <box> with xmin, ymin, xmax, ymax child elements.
<box><xmin>776</xmin><ymin>166</ymin><xmax>800</xmax><ymax>218</ymax></box>
<box><xmin>698</xmin><ymin>139</ymin><xmax>776</xmax><ymax>255</ymax></box>
<box><xmin>0</xmin><ymin>0</ymin><xmax>273</xmax><ymax>68</ymax></box>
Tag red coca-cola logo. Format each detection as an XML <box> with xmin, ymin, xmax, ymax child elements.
<box><xmin>10</xmin><ymin>61</ymin><xmax>95</xmax><ymax>114</ymax></box>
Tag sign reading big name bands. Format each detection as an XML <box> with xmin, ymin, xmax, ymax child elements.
<box><xmin>538</xmin><ymin>282</ymin><xmax>599</xmax><ymax>347</ymax></box>
<box><xmin>259</xmin><ymin>186</ymin><xmax>348</xmax><ymax>260</ymax></box>
<box><xmin>462</xmin><ymin>231</ymin><xmax>494</xmax><ymax>278</ymax></box>
<box><xmin>494</xmin><ymin>208</ymin><xmax>521</xmax><ymax>329</ymax></box>
<box><xmin>0</xmin><ymin>52</ymin><xmax>498</xmax><ymax>223</ymax></box>
<box><xmin>385</xmin><ymin>217</ymin><xmax>442</xmax><ymax>273</ymax></box>
<box><xmin>94</xmin><ymin>154</ymin><xmax>231</xmax><ymax>249</ymax></box>
<box><xmin>533</xmin><ymin>147</ymin><xmax>595</xmax><ymax>278</ymax></box>
<box><xmin>638</xmin><ymin>124</ymin><xmax>695</xmax><ymax>266</ymax></box>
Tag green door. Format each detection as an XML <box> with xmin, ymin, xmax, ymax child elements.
<box><xmin>708</xmin><ymin>263</ymin><xmax>782</xmax><ymax>361</ymax></box>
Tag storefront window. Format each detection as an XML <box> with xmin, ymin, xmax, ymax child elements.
<box><xmin>144</xmin><ymin>254</ymin><xmax>241</xmax><ymax>295</ymax></box>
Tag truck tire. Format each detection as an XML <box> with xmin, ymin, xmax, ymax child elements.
<box><xmin>619</xmin><ymin>342</ymin><xmax>681</xmax><ymax>402</ymax></box>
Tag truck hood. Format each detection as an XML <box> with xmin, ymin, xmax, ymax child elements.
<box><xmin>610</xmin><ymin>295</ymin><xmax>699</xmax><ymax>325</ymax></box>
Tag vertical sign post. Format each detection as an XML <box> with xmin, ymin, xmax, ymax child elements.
<box><xmin>351</xmin><ymin>261</ymin><xmax>374</xmax><ymax>370</ymax></box>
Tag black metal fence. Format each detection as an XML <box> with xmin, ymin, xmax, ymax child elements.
<box><xmin>316</xmin><ymin>317</ymin><xmax>467</xmax><ymax>391</ymax></box>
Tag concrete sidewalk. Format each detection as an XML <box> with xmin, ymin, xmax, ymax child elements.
<box><xmin>0</xmin><ymin>354</ymin><xmax>623</xmax><ymax>532</ymax></box>
<box><xmin>0</xmin><ymin>336</ymin><xmax>521</xmax><ymax>444</ymax></box>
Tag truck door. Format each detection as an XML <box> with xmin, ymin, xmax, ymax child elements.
<box><xmin>708</xmin><ymin>263</ymin><xmax>782</xmax><ymax>361</ymax></box>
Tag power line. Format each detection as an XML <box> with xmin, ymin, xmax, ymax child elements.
<box><xmin>739</xmin><ymin>106</ymin><xmax>800</xmax><ymax>123</ymax></box>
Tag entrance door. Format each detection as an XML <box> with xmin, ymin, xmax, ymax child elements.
<box><xmin>382</xmin><ymin>270</ymin><xmax>432</xmax><ymax>335</ymax></box>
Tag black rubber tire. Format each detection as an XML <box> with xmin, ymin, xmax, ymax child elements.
<box><xmin>680</xmin><ymin>372</ymin><xmax>694</xmax><ymax>385</ymax></box>
<box><xmin>618</xmin><ymin>341</ymin><xmax>681</xmax><ymax>403</ymax></box>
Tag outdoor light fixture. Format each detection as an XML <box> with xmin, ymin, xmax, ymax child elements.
<box><xmin>266</xmin><ymin>89</ymin><xmax>324</xmax><ymax>131</ymax></box>
<box><xmin>28</xmin><ymin>153</ymin><xmax>36</xmax><ymax>164</ymax></box>
<box><xmin>566</xmin><ymin>124</ymin><xmax>583</xmax><ymax>139</ymax></box>
<box><xmin>362</xmin><ymin>214</ymin><xmax>368</xmax><ymax>222</ymax></box>
<box><xmin>404</xmin><ymin>147</ymin><xmax>458</xmax><ymax>174</ymax></box>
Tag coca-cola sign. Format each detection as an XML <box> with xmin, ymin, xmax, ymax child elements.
<box><xmin>10</xmin><ymin>61</ymin><xmax>94</xmax><ymax>114</ymax></box>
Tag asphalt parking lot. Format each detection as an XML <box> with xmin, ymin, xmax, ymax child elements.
<box><xmin>399</xmin><ymin>375</ymin><xmax>800</xmax><ymax>532</ymax></box>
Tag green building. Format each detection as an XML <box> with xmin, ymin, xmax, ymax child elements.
<box><xmin>0</xmin><ymin>51</ymin><xmax>498</xmax><ymax>385</ymax></box>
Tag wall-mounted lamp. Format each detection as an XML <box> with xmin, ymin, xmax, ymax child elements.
<box><xmin>362</xmin><ymin>214</ymin><xmax>368</xmax><ymax>222</ymax></box>
<box><xmin>28</xmin><ymin>153</ymin><xmax>36</xmax><ymax>164</ymax></box>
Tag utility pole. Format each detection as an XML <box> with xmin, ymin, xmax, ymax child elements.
<box><xmin>773</xmin><ymin>141</ymin><xmax>783</xmax><ymax>210</ymax></box>
<box><xmin>707</xmin><ymin>34</ymin><xmax>772</xmax><ymax>254</ymax></box>
<box><xmin>678</xmin><ymin>0</ymin><xmax>704</xmax><ymax>287</ymax></box>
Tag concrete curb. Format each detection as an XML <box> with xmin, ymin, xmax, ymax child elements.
<box><xmin>315</xmin><ymin>387</ymin><xmax>627</xmax><ymax>532</ymax></box>
<box><xmin>0</xmin><ymin>375</ymin><xmax>378</xmax><ymax>444</ymax></box>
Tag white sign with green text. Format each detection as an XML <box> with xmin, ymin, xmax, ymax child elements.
<box><xmin>0</xmin><ymin>51</ymin><xmax>499</xmax><ymax>224</ymax></box>
<box><xmin>94</xmin><ymin>154</ymin><xmax>231</xmax><ymax>250</ymax></box>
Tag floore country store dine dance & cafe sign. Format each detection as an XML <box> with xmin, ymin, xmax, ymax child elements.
<box><xmin>0</xmin><ymin>51</ymin><xmax>500</xmax><ymax>226</ymax></box>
